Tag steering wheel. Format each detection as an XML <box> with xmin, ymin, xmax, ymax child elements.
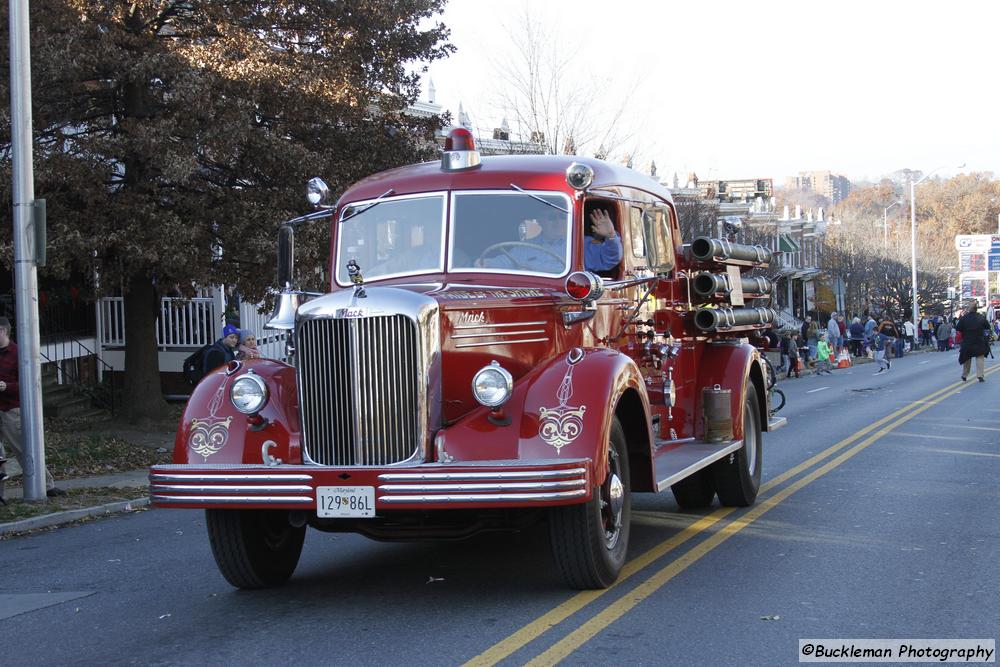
<box><xmin>476</xmin><ymin>241</ymin><xmax>564</xmax><ymax>270</ymax></box>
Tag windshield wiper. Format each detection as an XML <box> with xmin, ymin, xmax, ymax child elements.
<box><xmin>510</xmin><ymin>183</ymin><xmax>570</xmax><ymax>213</ymax></box>
<box><xmin>341</xmin><ymin>188</ymin><xmax>396</xmax><ymax>222</ymax></box>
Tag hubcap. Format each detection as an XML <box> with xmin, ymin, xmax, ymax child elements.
<box><xmin>601</xmin><ymin>451</ymin><xmax>624</xmax><ymax>550</ymax></box>
<box><xmin>745</xmin><ymin>406</ymin><xmax>758</xmax><ymax>474</ymax></box>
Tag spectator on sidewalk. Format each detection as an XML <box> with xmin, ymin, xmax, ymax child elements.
<box><xmin>778</xmin><ymin>332</ymin><xmax>790</xmax><ymax>376</ymax></box>
<box><xmin>203</xmin><ymin>323</ymin><xmax>240</xmax><ymax>375</ymax></box>
<box><xmin>936</xmin><ymin>318</ymin><xmax>952</xmax><ymax>352</ymax></box>
<box><xmin>785</xmin><ymin>332</ymin><xmax>802</xmax><ymax>379</ymax></box>
<box><xmin>800</xmin><ymin>316</ymin><xmax>816</xmax><ymax>368</ymax></box>
<box><xmin>920</xmin><ymin>315</ymin><xmax>933</xmax><ymax>347</ymax></box>
<box><xmin>864</xmin><ymin>315</ymin><xmax>878</xmax><ymax>353</ymax></box>
<box><xmin>816</xmin><ymin>332</ymin><xmax>834</xmax><ymax>375</ymax></box>
<box><xmin>0</xmin><ymin>316</ymin><xmax>63</xmax><ymax>497</ymax></box>
<box><xmin>878</xmin><ymin>318</ymin><xmax>900</xmax><ymax>362</ymax></box>
<box><xmin>826</xmin><ymin>313</ymin><xmax>841</xmax><ymax>355</ymax></box>
<box><xmin>849</xmin><ymin>317</ymin><xmax>865</xmax><ymax>357</ymax></box>
<box><xmin>837</xmin><ymin>314</ymin><xmax>847</xmax><ymax>353</ymax></box>
<box><xmin>904</xmin><ymin>319</ymin><xmax>917</xmax><ymax>349</ymax></box>
<box><xmin>873</xmin><ymin>328</ymin><xmax>894</xmax><ymax>374</ymax></box>
<box><xmin>238</xmin><ymin>329</ymin><xmax>261</xmax><ymax>360</ymax></box>
<box><xmin>956</xmin><ymin>301</ymin><xmax>990</xmax><ymax>382</ymax></box>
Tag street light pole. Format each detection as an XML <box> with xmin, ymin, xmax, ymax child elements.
<box><xmin>910</xmin><ymin>164</ymin><xmax>964</xmax><ymax>328</ymax></box>
<box><xmin>8</xmin><ymin>0</ymin><xmax>49</xmax><ymax>501</ymax></box>
<box><xmin>883</xmin><ymin>200</ymin><xmax>901</xmax><ymax>249</ymax></box>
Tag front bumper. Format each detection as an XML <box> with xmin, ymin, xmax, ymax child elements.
<box><xmin>149</xmin><ymin>458</ymin><xmax>592</xmax><ymax>511</ymax></box>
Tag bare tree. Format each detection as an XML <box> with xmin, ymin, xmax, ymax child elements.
<box><xmin>489</xmin><ymin>9</ymin><xmax>645</xmax><ymax>160</ymax></box>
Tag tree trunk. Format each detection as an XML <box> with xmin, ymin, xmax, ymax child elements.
<box><xmin>121</xmin><ymin>273</ymin><xmax>170</xmax><ymax>423</ymax></box>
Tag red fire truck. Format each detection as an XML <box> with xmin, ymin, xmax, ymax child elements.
<box><xmin>150</xmin><ymin>128</ymin><xmax>785</xmax><ymax>590</ymax></box>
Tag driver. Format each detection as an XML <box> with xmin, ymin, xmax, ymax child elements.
<box><xmin>478</xmin><ymin>210</ymin><xmax>568</xmax><ymax>273</ymax></box>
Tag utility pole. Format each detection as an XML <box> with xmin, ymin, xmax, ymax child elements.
<box><xmin>9</xmin><ymin>0</ymin><xmax>48</xmax><ymax>501</ymax></box>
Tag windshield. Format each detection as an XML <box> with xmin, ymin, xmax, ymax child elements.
<box><xmin>450</xmin><ymin>191</ymin><xmax>571</xmax><ymax>276</ymax></box>
<box><xmin>334</xmin><ymin>190</ymin><xmax>572</xmax><ymax>284</ymax></box>
<box><xmin>335</xmin><ymin>194</ymin><xmax>446</xmax><ymax>285</ymax></box>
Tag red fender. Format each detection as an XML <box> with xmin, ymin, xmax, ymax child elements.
<box><xmin>173</xmin><ymin>359</ymin><xmax>302</xmax><ymax>466</ymax></box>
<box><xmin>439</xmin><ymin>348</ymin><xmax>653</xmax><ymax>486</ymax></box>
<box><xmin>693</xmin><ymin>342</ymin><xmax>768</xmax><ymax>440</ymax></box>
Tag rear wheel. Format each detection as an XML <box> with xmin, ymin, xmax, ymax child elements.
<box><xmin>712</xmin><ymin>389</ymin><xmax>762</xmax><ymax>507</ymax></box>
<box><xmin>206</xmin><ymin>509</ymin><xmax>306</xmax><ymax>589</ymax></box>
<box><xmin>671</xmin><ymin>469</ymin><xmax>716</xmax><ymax>509</ymax></box>
<box><xmin>769</xmin><ymin>387</ymin><xmax>785</xmax><ymax>414</ymax></box>
<box><xmin>549</xmin><ymin>418</ymin><xmax>631</xmax><ymax>589</ymax></box>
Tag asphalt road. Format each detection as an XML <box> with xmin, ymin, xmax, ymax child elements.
<box><xmin>2</xmin><ymin>346</ymin><xmax>998</xmax><ymax>666</ymax></box>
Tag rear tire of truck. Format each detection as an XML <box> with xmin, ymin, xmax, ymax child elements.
<box><xmin>671</xmin><ymin>469</ymin><xmax>716</xmax><ymax>509</ymax></box>
<box><xmin>712</xmin><ymin>389</ymin><xmax>762</xmax><ymax>507</ymax></box>
<box><xmin>206</xmin><ymin>509</ymin><xmax>306</xmax><ymax>589</ymax></box>
<box><xmin>549</xmin><ymin>417</ymin><xmax>631</xmax><ymax>589</ymax></box>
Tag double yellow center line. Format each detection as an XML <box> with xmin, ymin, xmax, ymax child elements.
<box><xmin>464</xmin><ymin>368</ymin><xmax>994</xmax><ymax>666</ymax></box>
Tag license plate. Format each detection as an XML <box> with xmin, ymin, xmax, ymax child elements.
<box><xmin>316</xmin><ymin>486</ymin><xmax>376</xmax><ymax>518</ymax></box>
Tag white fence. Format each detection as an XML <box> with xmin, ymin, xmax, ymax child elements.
<box><xmin>97</xmin><ymin>293</ymin><xmax>288</xmax><ymax>370</ymax></box>
<box><xmin>98</xmin><ymin>296</ymin><xmax>220</xmax><ymax>349</ymax></box>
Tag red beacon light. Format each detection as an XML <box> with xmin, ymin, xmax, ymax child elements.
<box><xmin>441</xmin><ymin>128</ymin><xmax>481</xmax><ymax>172</ymax></box>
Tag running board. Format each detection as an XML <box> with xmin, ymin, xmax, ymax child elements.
<box><xmin>653</xmin><ymin>439</ymin><xmax>744</xmax><ymax>492</ymax></box>
<box><xmin>767</xmin><ymin>415</ymin><xmax>787</xmax><ymax>431</ymax></box>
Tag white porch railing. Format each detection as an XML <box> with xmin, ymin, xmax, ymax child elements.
<box><xmin>98</xmin><ymin>296</ymin><xmax>219</xmax><ymax>349</ymax></box>
<box><xmin>774</xmin><ymin>309</ymin><xmax>802</xmax><ymax>331</ymax></box>
<box><xmin>97</xmin><ymin>292</ymin><xmax>288</xmax><ymax>370</ymax></box>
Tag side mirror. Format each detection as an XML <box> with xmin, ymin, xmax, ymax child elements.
<box><xmin>277</xmin><ymin>224</ymin><xmax>294</xmax><ymax>288</ymax></box>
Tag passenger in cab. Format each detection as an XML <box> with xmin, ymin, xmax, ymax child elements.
<box><xmin>585</xmin><ymin>208</ymin><xmax>623</xmax><ymax>273</ymax></box>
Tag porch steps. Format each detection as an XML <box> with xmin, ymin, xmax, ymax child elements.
<box><xmin>41</xmin><ymin>367</ymin><xmax>112</xmax><ymax>421</ymax></box>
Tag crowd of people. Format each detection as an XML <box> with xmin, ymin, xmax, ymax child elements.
<box><xmin>770</xmin><ymin>304</ymin><xmax>998</xmax><ymax>380</ymax></box>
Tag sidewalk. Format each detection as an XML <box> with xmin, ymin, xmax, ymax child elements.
<box><xmin>0</xmin><ymin>468</ymin><xmax>152</xmax><ymax>536</ymax></box>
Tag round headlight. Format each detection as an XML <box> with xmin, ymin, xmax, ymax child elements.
<box><xmin>472</xmin><ymin>361</ymin><xmax>513</xmax><ymax>408</ymax></box>
<box><xmin>230</xmin><ymin>372</ymin><xmax>269</xmax><ymax>414</ymax></box>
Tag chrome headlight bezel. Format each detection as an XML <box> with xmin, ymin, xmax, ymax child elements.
<box><xmin>230</xmin><ymin>371</ymin><xmax>269</xmax><ymax>414</ymax></box>
<box><xmin>472</xmin><ymin>361</ymin><xmax>513</xmax><ymax>408</ymax></box>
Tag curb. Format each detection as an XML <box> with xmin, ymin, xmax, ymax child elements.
<box><xmin>0</xmin><ymin>496</ymin><xmax>151</xmax><ymax>537</ymax></box>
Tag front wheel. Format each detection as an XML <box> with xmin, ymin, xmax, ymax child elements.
<box><xmin>206</xmin><ymin>509</ymin><xmax>306</xmax><ymax>589</ymax></box>
<box><xmin>712</xmin><ymin>389</ymin><xmax>763</xmax><ymax>506</ymax></box>
<box><xmin>549</xmin><ymin>417</ymin><xmax>631</xmax><ymax>589</ymax></box>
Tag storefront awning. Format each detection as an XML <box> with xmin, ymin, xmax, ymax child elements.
<box><xmin>778</xmin><ymin>234</ymin><xmax>801</xmax><ymax>253</ymax></box>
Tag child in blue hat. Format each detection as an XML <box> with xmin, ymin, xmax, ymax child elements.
<box><xmin>203</xmin><ymin>324</ymin><xmax>241</xmax><ymax>375</ymax></box>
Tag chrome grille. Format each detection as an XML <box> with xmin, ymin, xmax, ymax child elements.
<box><xmin>298</xmin><ymin>316</ymin><xmax>421</xmax><ymax>466</ymax></box>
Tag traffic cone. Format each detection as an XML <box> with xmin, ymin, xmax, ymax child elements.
<box><xmin>837</xmin><ymin>348</ymin><xmax>852</xmax><ymax>368</ymax></box>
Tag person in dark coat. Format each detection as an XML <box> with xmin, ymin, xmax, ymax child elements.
<box><xmin>956</xmin><ymin>301</ymin><xmax>990</xmax><ymax>382</ymax></box>
<box><xmin>848</xmin><ymin>317</ymin><xmax>865</xmax><ymax>357</ymax></box>
<box><xmin>203</xmin><ymin>324</ymin><xmax>240</xmax><ymax>375</ymax></box>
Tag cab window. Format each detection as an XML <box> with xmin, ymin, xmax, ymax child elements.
<box><xmin>643</xmin><ymin>205</ymin><xmax>675</xmax><ymax>273</ymax></box>
<box><xmin>582</xmin><ymin>199</ymin><xmax>623</xmax><ymax>278</ymax></box>
<box><xmin>628</xmin><ymin>207</ymin><xmax>646</xmax><ymax>258</ymax></box>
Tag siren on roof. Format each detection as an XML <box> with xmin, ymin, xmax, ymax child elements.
<box><xmin>441</xmin><ymin>128</ymin><xmax>482</xmax><ymax>172</ymax></box>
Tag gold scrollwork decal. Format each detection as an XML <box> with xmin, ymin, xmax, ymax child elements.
<box><xmin>189</xmin><ymin>416</ymin><xmax>232</xmax><ymax>461</ymax></box>
<box><xmin>538</xmin><ymin>353</ymin><xmax>586</xmax><ymax>454</ymax></box>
